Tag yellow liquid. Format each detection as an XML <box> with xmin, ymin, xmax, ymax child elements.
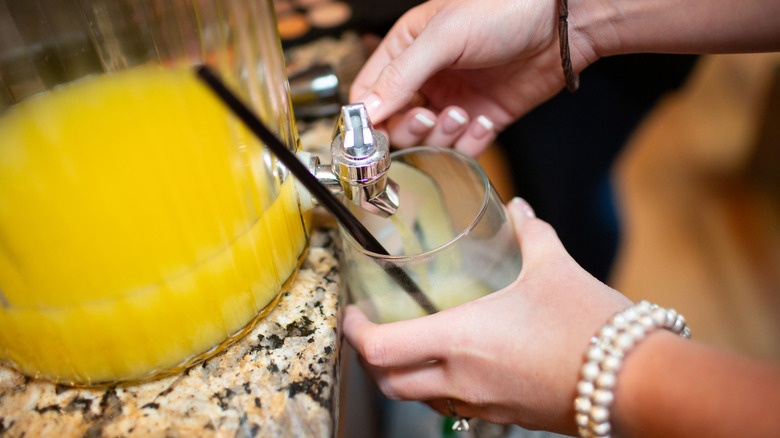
<box><xmin>0</xmin><ymin>67</ymin><xmax>309</xmax><ymax>384</ymax></box>
<box><xmin>370</xmin><ymin>210</ymin><xmax>492</xmax><ymax>323</ymax></box>
<box><xmin>368</xmin><ymin>270</ymin><xmax>493</xmax><ymax>324</ymax></box>
<box><xmin>348</xmin><ymin>162</ymin><xmax>492</xmax><ymax>324</ymax></box>
<box><xmin>390</xmin><ymin>212</ymin><xmax>430</xmax><ymax>291</ymax></box>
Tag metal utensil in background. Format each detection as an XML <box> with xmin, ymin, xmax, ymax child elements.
<box><xmin>288</xmin><ymin>63</ymin><xmax>343</xmax><ymax>118</ymax></box>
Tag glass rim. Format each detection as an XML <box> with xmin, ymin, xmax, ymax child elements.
<box><xmin>339</xmin><ymin>146</ymin><xmax>491</xmax><ymax>262</ymax></box>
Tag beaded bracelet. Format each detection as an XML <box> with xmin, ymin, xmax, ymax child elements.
<box><xmin>574</xmin><ymin>300</ymin><xmax>691</xmax><ymax>438</ymax></box>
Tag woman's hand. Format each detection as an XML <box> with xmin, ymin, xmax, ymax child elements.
<box><xmin>349</xmin><ymin>0</ymin><xmax>598</xmax><ymax>156</ymax></box>
<box><xmin>342</xmin><ymin>198</ymin><xmax>631</xmax><ymax>435</ymax></box>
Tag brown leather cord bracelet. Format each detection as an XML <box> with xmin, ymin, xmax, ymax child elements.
<box><xmin>558</xmin><ymin>0</ymin><xmax>580</xmax><ymax>92</ymax></box>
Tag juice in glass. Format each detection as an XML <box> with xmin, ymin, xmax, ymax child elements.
<box><xmin>340</xmin><ymin>147</ymin><xmax>521</xmax><ymax>324</ymax></box>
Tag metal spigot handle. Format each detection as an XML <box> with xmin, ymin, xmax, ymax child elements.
<box><xmin>328</xmin><ymin>103</ymin><xmax>399</xmax><ymax>217</ymax></box>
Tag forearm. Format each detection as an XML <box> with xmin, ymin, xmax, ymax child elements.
<box><xmin>612</xmin><ymin>330</ymin><xmax>780</xmax><ymax>437</ymax></box>
<box><xmin>573</xmin><ymin>0</ymin><xmax>780</xmax><ymax>59</ymax></box>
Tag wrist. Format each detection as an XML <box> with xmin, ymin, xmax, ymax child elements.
<box><xmin>609</xmin><ymin>330</ymin><xmax>681</xmax><ymax>437</ymax></box>
<box><xmin>570</xmin><ymin>0</ymin><xmax>780</xmax><ymax>57</ymax></box>
<box><xmin>613</xmin><ymin>331</ymin><xmax>780</xmax><ymax>438</ymax></box>
<box><xmin>574</xmin><ymin>301</ymin><xmax>691</xmax><ymax>438</ymax></box>
<box><xmin>566</xmin><ymin>0</ymin><xmax>622</xmax><ymax>61</ymax></box>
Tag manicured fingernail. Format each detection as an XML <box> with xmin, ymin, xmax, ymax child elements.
<box><xmin>447</xmin><ymin>109</ymin><xmax>467</xmax><ymax>125</ymax></box>
<box><xmin>510</xmin><ymin>197</ymin><xmax>536</xmax><ymax>218</ymax></box>
<box><xmin>476</xmin><ymin>115</ymin><xmax>493</xmax><ymax>131</ymax></box>
<box><xmin>414</xmin><ymin>113</ymin><xmax>436</xmax><ymax>128</ymax></box>
<box><xmin>361</xmin><ymin>93</ymin><xmax>382</xmax><ymax>113</ymax></box>
<box><xmin>470</xmin><ymin>115</ymin><xmax>494</xmax><ymax>139</ymax></box>
<box><xmin>442</xmin><ymin>109</ymin><xmax>468</xmax><ymax>134</ymax></box>
<box><xmin>409</xmin><ymin>112</ymin><xmax>436</xmax><ymax>135</ymax></box>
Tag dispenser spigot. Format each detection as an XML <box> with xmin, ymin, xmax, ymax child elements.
<box><xmin>302</xmin><ymin>103</ymin><xmax>399</xmax><ymax>217</ymax></box>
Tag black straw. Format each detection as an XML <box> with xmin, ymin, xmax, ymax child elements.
<box><xmin>195</xmin><ymin>65</ymin><xmax>437</xmax><ymax>315</ymax></box>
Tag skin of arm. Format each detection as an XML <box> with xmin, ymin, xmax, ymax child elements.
<box><xmin>576</xmin><ymin>0</ymin><xmax>780</xmax><ymax>59</ymax></box>
<box><xmin>612</xmin><ymin>330</ymin><xmax>780</xmax><ymax>438</ymax></box>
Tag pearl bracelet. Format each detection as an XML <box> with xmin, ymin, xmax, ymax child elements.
<box><xmin>574</xmin><ymin>300</ymin><xmax>691</xmax><ymax>438</ymax></box>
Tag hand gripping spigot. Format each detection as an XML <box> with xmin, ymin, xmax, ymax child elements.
<box><xmin>303</xmin><ymin>103</ymin><xmax>399</xmax><ymax>217</ymax></box>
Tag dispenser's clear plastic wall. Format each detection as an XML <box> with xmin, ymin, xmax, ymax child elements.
<box><xmin>0</xmin><ymin>0</ymin><xmax>309</xmax><ymax>385</ymax></box>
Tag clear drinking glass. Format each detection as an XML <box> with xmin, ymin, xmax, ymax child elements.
<box><xmin>0</xmin><ymin>0</ymin><xmax>309</xmax><ymax>385</ymax></box>
<box><xmin>340</xmin><ymin>147</ymin><xmax>522</xmax><ymax>323</ymax></box>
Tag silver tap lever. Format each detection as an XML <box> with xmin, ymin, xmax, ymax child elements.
<box><xmin>328</xmin><ymin>103</ymin><xmax>399</xmax><ymax>217</ymax></box>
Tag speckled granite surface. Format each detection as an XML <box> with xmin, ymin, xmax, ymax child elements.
<box><xmin>0</xmin><ymin>228</ymin><xmax>342</xmax><ymax>438</ymax></box>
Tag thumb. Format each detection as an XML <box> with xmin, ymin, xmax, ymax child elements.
<box><xmin>350</xmin><ymin>18</ymin><xmax>461</xmax><ymax>124</ymax></box>
<box><xmin>507</xmin><ymin>196</ymin><xmax>573</xmax><ymax>272</ymax></box>
<box><xmin>506</xmin><ymin>196</ymin><xmax>549</xmax><ymax>262</ymax></box>
<box><xmin>506</xmin><ymin>196</ymin><xmax>537</xmax><ymax>228</ymax></box>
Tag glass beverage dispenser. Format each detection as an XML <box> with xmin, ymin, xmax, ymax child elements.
<box><xmin>0</xmin><ymin>0</ymin><xmax>309</xmax><ymax>385</ymax></box>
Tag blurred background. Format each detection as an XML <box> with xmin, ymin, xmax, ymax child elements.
<box><xmin>607</xmin><ymin>52</ymin><xmax>780</xmax><ymax>360</ymax></box>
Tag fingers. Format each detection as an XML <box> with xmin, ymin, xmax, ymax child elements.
<box><xmin>507</xmin><ymin>197</ymin><xmax>536</xmax><ymax>223</ymax></box>
<box><xmin>384</xmin><ymin>106</ymin><xmax>470</xmax><ymax>149</ymax></box>
<box><xmin>423</xmin><ymin>107</ymin><xmax>470</xmax><ymax>147</ymax></box>
<box><xmin>428</xmin><ymin>398</ymin><xmax>479</xmax><ymax>420</ymax></box>
<box><xmin>384</xmin><ymin>108</ymin><xmax>438</xmax><ymax>149</ymax></box>
<box><xmin>342</xmin><ymin>305</ymin><xmax>449</xmax><ymax>368</ymax></box>
<box><xmin>380</xmin><ymin>105</ymin><xmax>496</xmax><ymax>155</ymax></box>
<box><xmin>505</xmin><ymin>196</ymin><xmax>570</xmax><ymax>273</ymax></box>
<box><xmin>347</xmin><ymin>5</ymin><xmax>500</xmax><ymax>154</ymax></box>
<box><xmin>344</xmin><ymin>307</ymin><xmax>464</xmax><ymax>402</ymax></box>
<box><xmin>506</xmin><ymin>197</ymin><xmax>537</xmax><ymax>251</ymax></box>
<box><xmin>506</xmin><ymin>196</ymin><xmax>562</xmax><ymax>254</ymax></box>
<box><xmin>363</xmin><ymin>360</ymin><xmax>450</xmax><ymax>401</ymax></box>
<box><xmin>452</xmin><ymin>115</ymin><xmax>497</xmax><ymax>157</ymax></box>
<box><xmin>350</xmin><ymin>10</ymin><xmax>461</xmax><ymax>125</ymax></box>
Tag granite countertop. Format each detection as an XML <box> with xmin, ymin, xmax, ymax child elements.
<box><xmin>0</xmin><ymin>228</ymin><xmax>343</xmax><ymax>438</ymax></box>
